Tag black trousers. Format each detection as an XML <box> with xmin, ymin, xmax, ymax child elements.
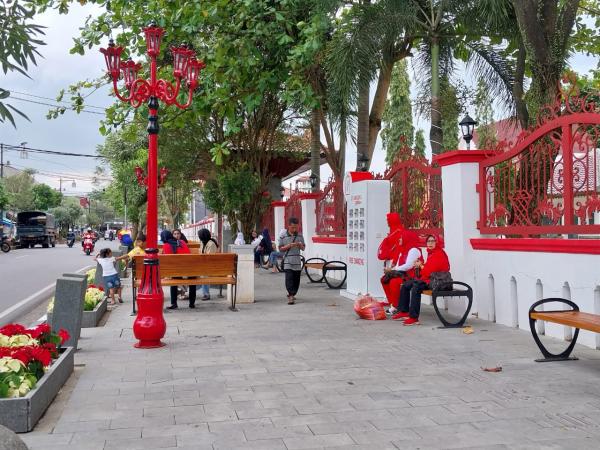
<box><xmin>285</xmin><ymin>269</ymin><xmax>301</xmax><ymax>296</ymax></box>
<box><xmin>170</xmin><ymin>285</ymin><xmax>196</xmax><ymax>307</ymax></box>
<box><xmin>398</xmin><ymin>279</ymin><xmax>429</xmax><ymax>319</ymax></box>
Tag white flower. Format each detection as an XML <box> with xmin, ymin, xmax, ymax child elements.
<box><xmin>0</xmin><ymin>357</ymin><xmax>25</xmax><ymax>373</ymax></box>
<box><xmin>8</xmin><ymin>334</ymin><xmax>38</xmax><ymax>347</ymax></box>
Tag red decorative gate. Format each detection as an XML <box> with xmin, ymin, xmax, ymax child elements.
<box><xmin>260</xmin><ymin>205</ymin><xmax>274</xmax><ymax>235</ymax></box>
<box><xmin>316</xmin><ymin>178</ymin><xmax>346</xmax><ymax>237</ymax></box>
<box><xmin>478</xmin><ymin>76</ymin><xmax>600</xmax><ymax>236</ymax></box>
<box><xmin>384</xmin><ymin>157</ymin><xmax>443</xmax><ymax>236</ymax></box>
<box><xmin>284</xmin><ymin>188</ymin><xmax>303</xmax><ymax>233</ymax></box>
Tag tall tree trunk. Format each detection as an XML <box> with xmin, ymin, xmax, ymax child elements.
<box><xmin>310</xmin><ymin>108</ymin><xmax>321</xmax><ymax>192</ymax></box>
<box><xmin>513</xmin><ymin>38</ymin><xmax>529</xmax><ymax>129</ymax></box>
<box><xmin>356</xmin><ymin>74</ymin><xmax>370</xmax><ymax>169</ymax></box>
<box><xmin>430</xmin><ymin>37</ymin><xmax>443</xmax><ymax>155</ymax></box>
<box><xmin>366</xmin><ymin>58</ymin><xmax>393</xmax><ymax>166</ymax></box>
<box><xmin>338</xmin><ymin>116</ymin><xmax>347</xmax><ymax>180</ymax></box>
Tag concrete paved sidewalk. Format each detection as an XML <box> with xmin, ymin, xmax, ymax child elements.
<box><xmin>21</xmin><ymin>270</ymin><xmax>600</xmax><ymax>449</ymax></box>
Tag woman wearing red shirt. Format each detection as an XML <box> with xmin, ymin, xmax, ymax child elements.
<box><xmin>161</xmin><ymin>230</ymin><xmax>196</xmax><ymax>309</ymax></box>
<box><xmin>392</xmin><ymin>234</ymin><xmax>450</xmax><ymax>325</ymax></box>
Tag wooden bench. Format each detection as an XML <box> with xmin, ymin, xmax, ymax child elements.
<box><xmin>421</xmin><ymin>281</ymin><xmax>473</xmax><ymax>328</ymax></box>
<box><xmin>528</xmin><ymin>298</ymin><xmax>600</xmax><ymax>362</ymax></box>
<box><xmin>132</xmin><ymin>253</ymin><xmax>238</xmax><ymax>311</ymax></box>
<box><xmin>303</xmin><ymin>257</ymin><xmax>347</xmax><ymax>289</ymax></box>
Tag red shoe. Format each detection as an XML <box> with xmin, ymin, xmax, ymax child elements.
<box><xmin>403</xmin><ymin>317</ymin><xmax>420</xmax><ymax>326</ymax></box>
<box><xmin>392</xmin><ymin>312</ymin><xmax>409</xmax><ymax>321</ymax></box>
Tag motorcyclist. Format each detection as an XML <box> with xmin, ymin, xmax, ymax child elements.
<box><xmin>82</xmin><ymin>228</ymin><xmax>94</xmax><ymax>247</ymax></box>
<box><xmin>67</xmin><ymin>229</ymin><xmax>76</xmax><ymax>247</ymax></box>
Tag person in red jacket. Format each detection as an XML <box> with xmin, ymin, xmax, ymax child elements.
<box><xmin>160</xmin><ymin>230</ymin><xmax>196</xmax><ymax>309</ymax></box>
<box><xmin>380</xmin><ymin>229</ymin><xmax>423</xmax><ymax>313</ymax></box>
<box><xmin>392</xmin><ymin>234</ymin><xmax>450</xmax><ymax>325</ymax></box>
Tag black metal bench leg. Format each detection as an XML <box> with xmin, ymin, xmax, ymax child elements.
<box><xmin>432</xmin><ymin>291</ymin><xmax>473</xmax><ymax>329</ymax></box>
<box><xmin>229</xmin><ymin>285</ymin><xmax>238</xmax><ymax>312</ymax></box>
<box><xmin>529</xmin><ymin>317</ymin><xmax>580</xmax><ymax>362</ymax></box>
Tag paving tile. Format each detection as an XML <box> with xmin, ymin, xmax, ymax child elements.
<box><xmin>283</xmin><ymin>433</ymin><xmax>355</xmax><ymax>449</ymax></box>
<box><xmin>104</xmin><ymin>436</ymin><xmax>176</xmax><ymax>449</ymax></box>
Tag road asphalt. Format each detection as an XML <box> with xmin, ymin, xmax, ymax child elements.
<box><xmin>0</xmin><ymin>240</ymin><xmax>121</xmax><ymax>317</ymax></box>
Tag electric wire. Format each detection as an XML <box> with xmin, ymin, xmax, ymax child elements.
<box><xmin>9</xmin><ymin>90</ymin><xmax>108</xmax><ymax>110</ymax></box>
<box><xmin>2</xmin><ymin>143</ymin><xmax>101</xmax><ymax>159</ymax></box>
<box><xmin>8</xmin><ymin>96</ymin><xmax>106</xmax><ymax>115</ymax></box>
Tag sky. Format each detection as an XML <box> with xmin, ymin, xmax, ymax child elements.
<box><xmin>2</xmin><ymin>5</ymin><xmax>599</xmax><ymax>198</ymax></box>
<box><xmin>1</xmin><ymin>4</ymin><xmax>112</xmax><ymax>198</ymax></box>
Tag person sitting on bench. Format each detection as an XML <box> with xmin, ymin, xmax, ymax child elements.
<box><xmin>392</xmin><ymin>234</ymin><xmax>449</xmax><ymax>325</ymax></box>
<box><xmin>381</xmin><ymin>228</ymin><xmax>422</xmax><ymax>315</ymax></box>
<box><xmin>161</xmin><ymin>229</ymin><xmax>196</xmax><ymax>310</ymax></box>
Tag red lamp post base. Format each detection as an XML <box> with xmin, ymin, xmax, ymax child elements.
<box><xmin>132</xmin><ymin>249</ymin><xmax>167</xmax><ymax>349</ymax></box>
<box><xmin>134</xmin><ymin>340</ymin><xmax>166</xmax><ymax>349</ymax></box>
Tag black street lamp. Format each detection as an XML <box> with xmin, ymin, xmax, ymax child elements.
<box><xmin>309</xmin><ymin>173</ymin><xmax>318</xmax><ymax>190</ymax></box>
<box><xmin>357</xmin><ymin>153</ymin><xmax>370</xmax><ymax>172</ymax></box>
<box><xmin>459</xmin><ymin>114</ymin><xmax>478</xmax><ymax>150</ymax></box>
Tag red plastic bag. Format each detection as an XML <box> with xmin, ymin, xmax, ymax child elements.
<box><xmin>354</xmin><ymin>295</ymin><xmax>387</xmax><ymax>320</ymax></box>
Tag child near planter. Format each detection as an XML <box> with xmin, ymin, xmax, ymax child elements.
<box><xmin>94</xmin><ymin>248</ymin><xmax>128</xmax><ymax>305</ymax></box>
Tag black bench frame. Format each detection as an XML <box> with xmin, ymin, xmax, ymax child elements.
<box><xmin>528</xmin><ymin>298</ymin><xmax>580</xmax><ymax>363</ymax></box>
<box><xmin>430</xmin><ymin>281</ymin><xmax>473</xmax><ymax>328</ymax></box>
<box><xmin>304</xmin><ymin>257</ymin><xmax>347</xmax><ymax>289</ymax></box>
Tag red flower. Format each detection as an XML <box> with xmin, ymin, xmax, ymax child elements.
<box><xmin>0</xmin><ymin>347</ymin><xmax>12</xmax><ymax>358</ymax></box>
<box><xmin>41</xmin><ymin>342</ymin><xmax>58</xmax><ymax>359</ymax></box>
<box><xmin>9</xmin><ymin>348</ymin><xmax>31</xmax><ymax>365</ymax></box>
<box><xmin>27</xmin><ymin>323</ymin><xmax>51</xmax><ymax>339</ymax></box>
<box><xmin>28</xmin><ymin>346</ymin><xmax>52</xmax><ymax>366</ymax></box>
<box><xmin>88</xmin><ymin>284</ymin><xmax>96</xmax><ymax>288</ymax></box>
<box><xmin>58</xmin><ymin>329</ymin><xmax>70</xmax><ymax>345</ymax></box>
<box><xmin>0</xmin><ymin>324</ymin><xmax>26</xmax><ymax>337</ymax></box>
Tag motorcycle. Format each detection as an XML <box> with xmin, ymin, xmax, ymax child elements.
<box><xmin>82</xmin><ymin>238</ymin><xmax>94</xmax><ymax>256</ymax></box>
<box><xmin>1</xmin><ymin>236</ymin><xmax>10</xmax><ymax>253</ymax></box>
<box><xmin>67</xmin><ymin>236</ymin><xmax>75</xmax><ymax>248</ymax></box>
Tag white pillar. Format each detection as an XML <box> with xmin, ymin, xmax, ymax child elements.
<box><xmin>272</xmin><ymin>201</ymin><xmax>286</xmax><ymax>237</ymax></box>
<box><xmin>300</xmin><ymin>194</ymin><xmax>320</xmax><ymax>257</ymax></box>
<box><xmin>433</xmin><ymin>151</ymin><xmax>489</xmax><ymax>315</ymax></box>
<box><xmin>228</xmin><ymin>244</ymin><xmax>254</xmax><ymax>303</ymax></box>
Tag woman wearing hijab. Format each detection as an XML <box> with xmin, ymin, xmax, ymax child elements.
<box><xmin>160</xmin><ymin>230</ymin><xmax>196</xmax><ymax>309</ymax></box>
<box><xmin>393</xmin><ymin>234</ymin><xmax>450</xmax><ymax>325</ymax></box>
<box><xmin>198</xmin><ymin>228</ymin><xmax>219</xmax><ymax>300</ymax></box>
<box><xmin>251</xmin><ymin>230</ymin><xmax>262</xmax><ymax>267</ymax></box>
<box><xmin>382</xmin><ymin>229</ymin><xmax>423</xmax><ymax>315</ymax></box>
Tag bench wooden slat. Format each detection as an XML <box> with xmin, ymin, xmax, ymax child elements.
<box><xmin>135</xmin><ymin>277</ymin><xmax>235</xmax><ymax>287</ymax></box>
<box><xmin>305</xmin><ymin>263</ymin><xmax>325</xmax><ymax>269</ymax></box>
<box><xmin>530</xmin><ymin>311</ymin><xmax>600</xmax><ymax>333</ymax></box>
<box><xmin>133</xmin><ymin>254</ymin><xmax>236</xmax><ymax>279</ymax></box>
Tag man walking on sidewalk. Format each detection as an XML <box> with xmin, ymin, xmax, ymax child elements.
<box><xmin>278</xmin><ymin>217</ymin><xmax>305</xmax><ymax>305</ymax></box>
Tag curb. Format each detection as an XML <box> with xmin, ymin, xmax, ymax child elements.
<box><xmin>0</xmin><ymin>265</ymin><xmax>93</xmax><ymax>327</ymax></box>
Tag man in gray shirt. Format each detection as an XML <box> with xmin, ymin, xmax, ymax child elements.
<box><xmin>278</xmin><ymin>217</ymin><xmax>305</xmax><ymax>304</ymax></box>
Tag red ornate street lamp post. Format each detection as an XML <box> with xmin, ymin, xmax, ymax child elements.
<box><xmin>100</xmin><ymin>23</ymin><xmax>204</xmax><ymax>348</ymax></box>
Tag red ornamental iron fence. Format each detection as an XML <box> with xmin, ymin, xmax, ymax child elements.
<box><xmin>284</xmin><ymin>188</ymin><xmax>303</xmax><ymax>233</ymax></box>
<box><xmin>478</xmin><ymin>75</ymin><xmax>600</xmax><ymax>237</ymax></box>
<box><xmin>384</xmin><ymin>157</ymin><xmax>443</xmax><ymax>236</ymax></box>
<box><xmin>315</xmin><ymin>178</ymin><xmax>346</xmax><ymax>237</ymax></box>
